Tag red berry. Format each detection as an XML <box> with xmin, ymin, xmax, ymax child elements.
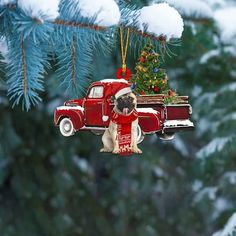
<box><xmin>153</xmin><ymin>86</ymin><xmax>159</xmax><ymax>93</ymax></box>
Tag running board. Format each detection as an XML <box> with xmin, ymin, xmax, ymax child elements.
<box><xmin>81</xmin><ymin>126</ymin><xmax>106</xmax><ymax>131</ymax></box>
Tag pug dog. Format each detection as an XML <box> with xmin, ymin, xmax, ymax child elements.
<box><xmin>100</xmin><ymin>87</ymin><xmax>142</xmax><ymax>154</ymax></box>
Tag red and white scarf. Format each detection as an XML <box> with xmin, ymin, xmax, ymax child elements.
<box><xmin>111</xmin><ymin>109</ymin><xmax>138</xmax><ymax>156</ymax></box>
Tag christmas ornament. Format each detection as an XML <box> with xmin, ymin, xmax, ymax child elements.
<box><xmin>54</xmin><ymin>79</ymin><xmax>194</xmax><ymax>150</ymax></box>
<box><xmin>153</xmin><ymin>86</ymin><xmax>159</xmax><ymax>93</ymax></box>
<box><xmin>141</xmin><ymin>51</ymin><xmax>147</xmax><ymax>57</ymax></box>
<box><xmin>140</xmin><ymin>57</ymin><xmax>145</xmax><ymax>63</ymax></box>
<box><xmin>162</xmin><ymin>79</ymin><xmax>167</xmax><ymax>84</ymax></box>
<box><xmin>131</xmin><ymin>83</ymin><xmax>136</xmax><ymax>89</ymax></box>
<box><xmin>153</xmin><ymin>68</ymin><xmax>159</xmax><ymax>73</ymax></box>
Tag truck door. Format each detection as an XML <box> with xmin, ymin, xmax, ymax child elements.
<box><xmin>85</xmin><ymin>85</ymin><xmax>104</xmax><ymax>126</ymax></box>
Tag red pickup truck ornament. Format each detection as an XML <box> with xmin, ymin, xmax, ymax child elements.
<box><xmin>54</xmin><ymin>79</ymin><xmax>194</xmax><ymax>143</ymax></box>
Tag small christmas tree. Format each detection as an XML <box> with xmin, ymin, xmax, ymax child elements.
<box><xmin>132</xmin><ymin>43</ymin><xmax>169</xmax><ymax>95</ymax></box>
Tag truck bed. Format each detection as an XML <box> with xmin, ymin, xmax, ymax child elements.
<box><xmin>136</xmin><ymin>95</ymin><xmax>191</xmax><ymax>121</ymax></box>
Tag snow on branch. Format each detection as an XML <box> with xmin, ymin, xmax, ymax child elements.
<box><xmin>214</xmin><ymin>7</ymin><xmax>236</xmax><ymax>45</ymax></box>
<box><xmin>163</xmin><ymin>0</ymin><xmax>213</xmax><ymax>19</ymax></box>
<box><xmin>138</xmin><ymin>3</ymin><xmax>184</xmax><ymax>40</ymax></box>
<box><xmin>76</xmin><ymin>0</ymin><xmax>120</xmax><ymax>27</ymax></box>
<box><xmin>0</xmin><ymin>0</ymin><xmax>15</xmax><ymax>5</ymax></box>
<box><xmin>196</xmin><ymin>137</ymin><xmax>233</xmax><ymax>159</ymax></box>
<box><xmin>213</xmin><ymin>213</ymin><xmax>236</xmax><ymax>236</ymax></box>
<box><xmin>17</xmin><ymin>0</ymin><xmax>60</xmax><ymax>21</ymax></box>
<box><xmin>0</xmin><ymin>37</ymin><xmax>8</xmax><ymax>63</ymax></box>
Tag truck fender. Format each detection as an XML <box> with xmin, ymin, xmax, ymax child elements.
<box><xmin>137</xmin><ymin>110</ymin><xmax>161</xmax><ymax>134</ymax></box>
<box><xmin>55</xmin><ymin>108</ymin><xmax>85</xmax><ymax>131</ymax></box>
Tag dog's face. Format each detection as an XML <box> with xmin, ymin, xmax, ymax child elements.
<box><xmin>115</xmin><ymin>93</ymin><xmax>137</xmax><ymax>115</ymax></box>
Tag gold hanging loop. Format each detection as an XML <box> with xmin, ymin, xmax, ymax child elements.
<box><xmin>119</xmin><ymin>27</ymin><xmax>130</xmax><ymax>74</ymax></box>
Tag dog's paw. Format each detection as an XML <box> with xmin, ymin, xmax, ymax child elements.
<box><xmin>100</xmin><ymin>148</ymin><xmax>112</xmax><ymax>153</ymax></box>
<box><xmin>112</xmin><ymin>148</ymin><xmax>120</xmax><ymax>154</ymax></box>
<box><xmin>132</xmin><ymin>147</ymin><xmax>142</xmax><ymax>154</ymax></box>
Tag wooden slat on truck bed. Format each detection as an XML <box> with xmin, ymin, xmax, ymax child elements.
<box><xmin>136</xmin><ymin>95</ymin><xmax>189</xmax><ymax>105</ymax></box>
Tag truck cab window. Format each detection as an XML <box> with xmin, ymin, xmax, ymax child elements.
<box><xmin>88</xmin><ymin>86</ymin><xmax>104</xmax><ymax>98</ymax></box>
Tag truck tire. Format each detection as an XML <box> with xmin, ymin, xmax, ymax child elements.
<box><xmin>59</xmin><ymin>118</ymin><xmax>75</xmax><ymax>137</ymax></box>
<box><xmin>91</xmin><ymin>130</ymin><xmax>104</xmax><ymax>136</ymax></box>
<box><xmin>137</xmin><ymin>125</ymin><xmax>145</xmax><ymax>144</ymax></box>
<box><xmin>157</xmin><ymin>132</ymin><xmax>175</xmax><ymax>141</ymax></box>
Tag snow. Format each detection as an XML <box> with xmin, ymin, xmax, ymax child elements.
<box><xmin>193</xmin><ymin>186</ymin><xmax>218</xmax><ymax>203</ymax></box>
<box><xmin>212</xmin><ymin>232</ymin><xmax>221</xmax><ymax>236</ymax></box>
<box><xmin>219</xmin><ymin>213</ymin><xmax>236</xmax><ymax>236</ymax></box>
<box><xmin>139</xmin><ymin>3</ymin><xmax>184</xmax><ymax>40</ymax></box>
<box><xmin>0</xmin><ymin>37</ymin><xmax>8</xmax><ymax>63</ymax></box>
<box><xmin>100</xmin><ymin>79</ymin><xmax>128</xmax><ymax>84</ymax></box>
<box><xmin>200</xmin><ymin>49</ymin><xmax>220</xmax><ymax>64</ymax></box>
<box><xmin>213</xmin><ymin>197</ymin><xmax>232</xmax><ymax>220</ymax></box>
<box><xmin>56</xmin><ymin>105</ymin><xmax>84</xmax><ymax>112</ymax></box>
<box><xmin>192</xmin><ymin>180</ymin><xmax>203</xmax><ymax>192</ymax></box>
<box><xmin>153</xmin><ymin>166</ymin><xmax>165</xmax><ymax>177</ymax></box>
<box><xmin>223</xmin><ymin>171</ymin><xmax>236</xmax><ymax>184</ymax></box>
<box><xmin>214</xmin><ymin>7</ymin><xmax>236</xmax><ymax>44</ymax></box>
<box><xmin>72</xmin><ymin>156</ymin><xmax>92</xmax><ymax>174</ymax></box>
<box><xmin>205</xmin><ymin>0</ymin><xmax>226</xmax><ymax>8</ymax></box>
<box><xmin>172</xmin><ymin>136</ymin><xmax>189</xmax><ymax>157</ymax></box>
<box><xmin>203</xmin><ymin>112</ymin><xmax>236</xmax><ymax>134</ymax></box>
<box><xmin>200</xmin><ymin>47</ymin><xmax>236</xmax><ymax>64</ymax></box>
<box><xmin>195</xmin><ymin>92</ymin><xmax>217</xmax><ymax>107</ymax></box>
<box><xmin>214</xmin><ymin>198</ymin><xmax>230</xmax><ymax>213</ymax></box>
<box><xmin>17</xmin><ymin>0</ymin><xmax>60</xmax><ymax>21</ymax></box>
<box><xmin>0</xmin><ymin>0</ymin><xmax>15</xmax><ymax>5</ymax></box>
<box><xmin>196</xmin><ymin>118</ymin><xmax>212</xmax><ymax>135</ymax></box>
<box><xmin>164</xmin><ymin>0</ymin><xmax>213</xmax><ymax>19</ymax></box>
<box><xmin>220</xmin><ymin>82</ymin><xmax>236</xmax><ymax>93</ymax></box>
<box><xmin>76</xmin><ymin>0</ymin><xmax>120</xmax><ymax>27</ymax></box>
<box><xmin>196</xmin><ymin>137</ymin><xmax>232</xmax><ymax>159</ymax></box>
<box><xmin>164</xmin><ymin>119</ymin><xmax>194</xmax><ymax>127</ymax></box>
<box><xmin>192</xmin><ymin>85</ymin><xmax>202</xmax><ymax>97</ymax></box>
<box><xmin>220</xmin><ymin>112</ymin><xmax>236</xmax><ymax>124</ymax></box>
<box><xmin>136</xmin><ymin>108</ymin><xmax>158</xmax><ymax>114</ymax></box>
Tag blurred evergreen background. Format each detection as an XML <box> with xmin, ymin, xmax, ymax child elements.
<box><xmin>0</xmin><ymin>0</ymin><xmax>236</xmax><ymax>235</ymax></box>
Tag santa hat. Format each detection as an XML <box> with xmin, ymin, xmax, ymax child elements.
<box><xmin>115</xmin><ymin>87</ymin><xmax>132</xmax><ymax>99</ymax></box>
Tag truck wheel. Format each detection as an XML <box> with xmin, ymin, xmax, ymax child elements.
<box><xmin>59</xmin><ymin>118</ymin><xmax>75</xmax><ymax>137</ymax></box>
<box><xmin>158</xmin><ymin>132</ymin><xmax>175</xmax><ymax>141</ymax></box>
<box><xmin>91</xmin><ymin>130</ymin><xmax>104</xmax><ymax>136</ymax></box>
<box><xmin>137</xmin><ymin>125</ymin><xmax>145</xmax><ymax>144</ymax></box>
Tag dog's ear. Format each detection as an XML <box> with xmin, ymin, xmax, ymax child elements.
<box><xmin>130</xmin><ymin>93</ymin><xmax>137</xmax><ymax>107</ymax></box>
<box><xmin>110</xmin><ymin>96</ymin><xmax>115</xmax><ymax>102</ymax></box>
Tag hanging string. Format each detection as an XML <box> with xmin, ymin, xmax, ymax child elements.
<box><xmin>119</xmin><ymin>27</ymin><xmax>130</xmax><ymax>74</ymax></box>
